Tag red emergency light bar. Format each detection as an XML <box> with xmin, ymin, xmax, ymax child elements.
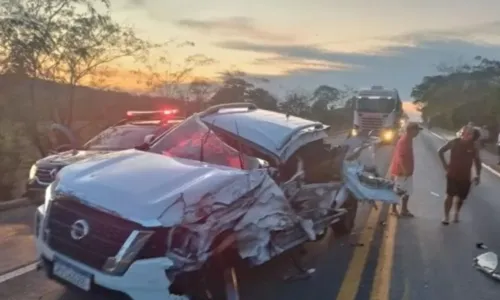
<box><xmin>163</xmin><ymin>109</ymin><xmax>179</xmax><ymax>115</ymax></box>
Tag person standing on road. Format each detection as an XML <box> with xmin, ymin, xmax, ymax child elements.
<box><xmin>389</xmin><ymin>122</ymin><xmax>422</xmax><ymax>217</ymax></box>
<box><xmin>438</xmin><ymin>126</ymin><xmax>481</xmax><ymax>225</ymax></box>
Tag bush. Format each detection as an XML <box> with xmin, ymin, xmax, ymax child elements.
<box><xmin>0</xmin><ymin>120</ymin><xmax>25</xmax><ymax>200</ymax></box>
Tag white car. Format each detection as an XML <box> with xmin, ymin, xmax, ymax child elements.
<box><xmin>34</xmin><ymin>103</ymin><xmax>398</xmax><ymax>300</ymax></box>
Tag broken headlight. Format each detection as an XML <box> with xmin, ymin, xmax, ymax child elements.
<box><xmin>137</xmin><ymin>227</ymin><xmax>200</xmax><ymax>262</ymax></box>
<box><xmin>102</xmin><ymin>230</ymin><xmax>154</xmax><ymax>275</ymax></box>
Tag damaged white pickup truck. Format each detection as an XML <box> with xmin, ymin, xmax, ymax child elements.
<box><xmin>34</xmin><ymin>103</ymin><xmax>399</xmax><ymax>300</ymax></box>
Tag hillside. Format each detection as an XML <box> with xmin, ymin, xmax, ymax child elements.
<box><xmin>0</xmin><ymin>74</ymin><xmax>185</xmax><ymax>125</ymax></box>
<box><xmin>0</xmin><ymin>75</ymin><xmax>190</xmax><ymax>199</ymax></box>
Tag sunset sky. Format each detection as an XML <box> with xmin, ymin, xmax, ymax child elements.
<box><xmin>108</xmin><ymin>0</ymin><xmax>500</xmax><ymax>100</ymax></box>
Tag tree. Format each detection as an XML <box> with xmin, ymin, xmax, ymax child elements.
<box><xmin>280</xmin><ymin>91</ymin><xmax>311</xmax><ymax>117</ymax></box>
<box><xmin>210</xmin><ymin>71</ymin><xmax>254</xmax><ymax>105</ymax></box>
<box><xmin>246</xmin><ymin>87</ymin><xmax>279</xmax><ymax>111</ymax></box>
<box><xmin>207</xmin><ymin>71</ymin><xmax>280</xmax><ymax>112</ymax></box>
<box><xmin>133</xmin><ymin>43</ymin><xmax>216</xmax><ymax>118</ymax></box>
<box><xmin>0</xmin><ymin>0</ymin><xmax>153</xmax><ymax>156</ymax></box>
<box><xmin>412</xmin><ymin>56</ymin><xmax>500</xmax><ymax>129</ymax></box>
<box><xmin>309</xmin><ymin>85</ymin><xmax>340</xmax><ymax>121</ymax></box>
<box><xmin>0</xmin><ymin>119</ymin><xmax>25</xmax><ymax>200</ymax></box>
<box><xmin>188</xmin><ymin>78</ymin><xmax>216</xmax><ymax>111</ymax></box>
<box><xmin>312</xmin><ymin>85</ymin><xmax>340</xmax><ymax>104</ymax></box>
<box><xmin>137</xmin><ymin>47</ymin><xmax>216</xmax><ymax>100</ymax></box>
<box><xmin>55</xmin><ymin>7</ymin><xmax>152</xmax><ymax>125</ymax></box>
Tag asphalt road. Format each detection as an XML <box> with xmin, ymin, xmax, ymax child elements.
<box><xmin>388</xmin><ymin>129</ymin><xmax>500</xmax><ymax>300</ymax></box>
<box><xmin>1</xmin><ymin>129</ymin><xmax>498</xmax><ymax>300</ymax></box>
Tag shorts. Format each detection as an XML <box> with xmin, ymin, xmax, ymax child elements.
<box><xmin>446</xmin><ymin>176</ymin><xmax>471</xmax><ymax>200</ymax></box>
<box><xmin>393</xmin><ymin>176</ymin><xmax>413</xmax><ymax>197</ymax></box>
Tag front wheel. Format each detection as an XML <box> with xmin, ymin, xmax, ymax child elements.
<box><xmin>199</xmin><ymin>248</ymin><xmax>242</xmax><ymax>300</ymax></box>
<box><xmin>331</xmin><ymin>193</ymin><xmax>358</xmax><ymax>237</ymax></box>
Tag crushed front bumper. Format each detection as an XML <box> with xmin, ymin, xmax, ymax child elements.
<box><xmin>34</xmin><ymin>206</ymin><xmax>188</xmax><ymax>300</ymax></box>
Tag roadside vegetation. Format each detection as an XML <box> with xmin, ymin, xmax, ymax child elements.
<box><xmin>0</xmin><ymin>0</ymin><xmax>356</xmax><ymax>200</ymax></box>
<box><xmin>412</xmin><ymin>56</ymin><xmax>500</xmax><ymax>135</ymax></box>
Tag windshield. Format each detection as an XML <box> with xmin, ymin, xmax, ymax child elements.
<box><xmin>149</xmin><ymin>116</ymin><xmax>255</xmax><ymax>169</ymax></box>
<box><xmin>84</xmin><ymin>125</ymin><xmax>159</xmax><ymax>150</ymax></box>
<box><xmin>356</xmin><ymin>98</ymin><xmax>395</xmax><ymax>113</ymax></box>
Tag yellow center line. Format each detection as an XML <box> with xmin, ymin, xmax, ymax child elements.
<box><xmin>336</xmin><ymin>206</ymin><xmax>382</xmax><ymax>300</ymax></box>
<box><xmin>337</xmin><ymin>145</ymin><xmax>396</xmax><ymax>300</ymax></box>
<box><xmin>370</xmin><ymin>211</ymin><xmax>398</xmax><ymax>300</ymax></box>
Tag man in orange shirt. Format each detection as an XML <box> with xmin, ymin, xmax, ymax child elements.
<box><xmin>389</xmin><ymin>122</ymin><xmax>422</xmax><ymax>217</ymax></box>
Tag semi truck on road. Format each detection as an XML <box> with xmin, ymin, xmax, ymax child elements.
<box><xmin>350</xmin><ymin>86</ymin><xmax>404</xmax><ymax>144</ymax></box>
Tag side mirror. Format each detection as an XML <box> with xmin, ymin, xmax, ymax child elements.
<box><xmin>134</xmin><ymin>143</ymin><xmax>151</xmax><ymax>151</ymax></box>
<box><xmin>143</xmin><ymin>134</ymin><xmax>156</xmax><ymax>144</ymax></box>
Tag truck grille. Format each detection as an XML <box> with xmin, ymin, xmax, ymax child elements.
<box><xmin>35</xmin><ymin>167</ymin><xmax>58</xmax><ymax>185</ymax></box>
<box><xmin>46</xmin><ymin>197</ymin><xmax>142</xmax><ymax>270</ymax></box>
<box><xmin>361</xmin><ymin>117</ymin><xmax>383</xmax><ymax>130</ymax></box>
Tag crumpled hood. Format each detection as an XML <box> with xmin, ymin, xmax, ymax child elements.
<box><xmin>56</xmin><ymin>149</ymin><xmax>257</xmax><ymax>225</ymax></box>
<box><xmin>37</xmin><ymin>150</ymin><xmax>111</xmax><ymax>166</ymax></box>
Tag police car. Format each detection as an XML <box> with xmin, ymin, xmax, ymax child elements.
<box><xmin>26</xmin><ymin>109</ymin><xmax>184</xmax><ymax>203</ymax></box>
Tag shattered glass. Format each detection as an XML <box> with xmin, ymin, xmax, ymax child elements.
<box><xmin>151</xmin><ymin>116</ymin><xmax>257</xmax><ymax>169</ymax></box>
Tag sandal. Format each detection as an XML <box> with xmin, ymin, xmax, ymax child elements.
<box><xmin>401</xmin><ymin>211</ymin><xmax>414</xmax><ymax>218</ymax></box>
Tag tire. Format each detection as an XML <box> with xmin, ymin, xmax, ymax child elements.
<box><xmin>199</xmin><ymin>247</ymin><xmax>242</xmax><ymax>300</ymax></box>
<box><xmin>331</xmin><ymin>193</ymin><xmax>358</xmax><ymax>237</ymax></box>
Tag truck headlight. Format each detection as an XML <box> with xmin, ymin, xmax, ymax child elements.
<box><xmin>382</xmin><ymin>130</ymin><xmax>394</xmax><ymax>141</ymax></box>
<box><xmin>351</xmin><ymin>128</ymin><xmax>358</xmax><ymax>137</ymax></box>
<box><xmin>29</xmin><ymin>165</ymin><xmax>37</xmax><ymax>180</ymax></box>
<box><xmin>399</xmin><ymin>119</ymin><xmax>406</xmax><ymax>127</ymax></box>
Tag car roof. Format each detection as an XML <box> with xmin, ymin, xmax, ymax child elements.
<box><xmin>199</xmin><ymin>104</ymin><xmax>329</xmax><ymax>160</ymax></box>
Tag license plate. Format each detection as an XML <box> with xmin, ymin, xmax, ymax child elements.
<box><xmin>52</xmin><ymin>258</ymin><xmax>92</xmax><ymax>291</ymax></box>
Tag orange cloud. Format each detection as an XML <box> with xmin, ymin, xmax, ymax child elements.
<box><xmin>402</xmin><ymin>101</ymin><xmax>417</xmax><ymax>112</ymax></box>
<box><xmin>402</xmin><ymin>101</ymin><xmax>421</xmax><ymax>121</ymax></box>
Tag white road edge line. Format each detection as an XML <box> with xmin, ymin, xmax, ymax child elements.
<box><xmin>480</xmin><ymin>162</ymin><xmax>500</xmax><ymax>178</ymax></box>
<box><xmin>0</xmin><ymin>262</ymin><xmax>38</xmax><ymax>284</ymax></box>
<box><xmin>428</xmin><ymin>131</ymin><xmax>448</xmax><ymax>142</ymax></box>
<box><xmin>428</xmin><ymin>130</ymin><xmax>500</xmax><ymax>178</ymax></box>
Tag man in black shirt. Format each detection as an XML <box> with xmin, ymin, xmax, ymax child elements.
<box><xmin>438</xmin><ymin>126</ymin><xmax>481</xmax><ymax>225</ymax></box>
